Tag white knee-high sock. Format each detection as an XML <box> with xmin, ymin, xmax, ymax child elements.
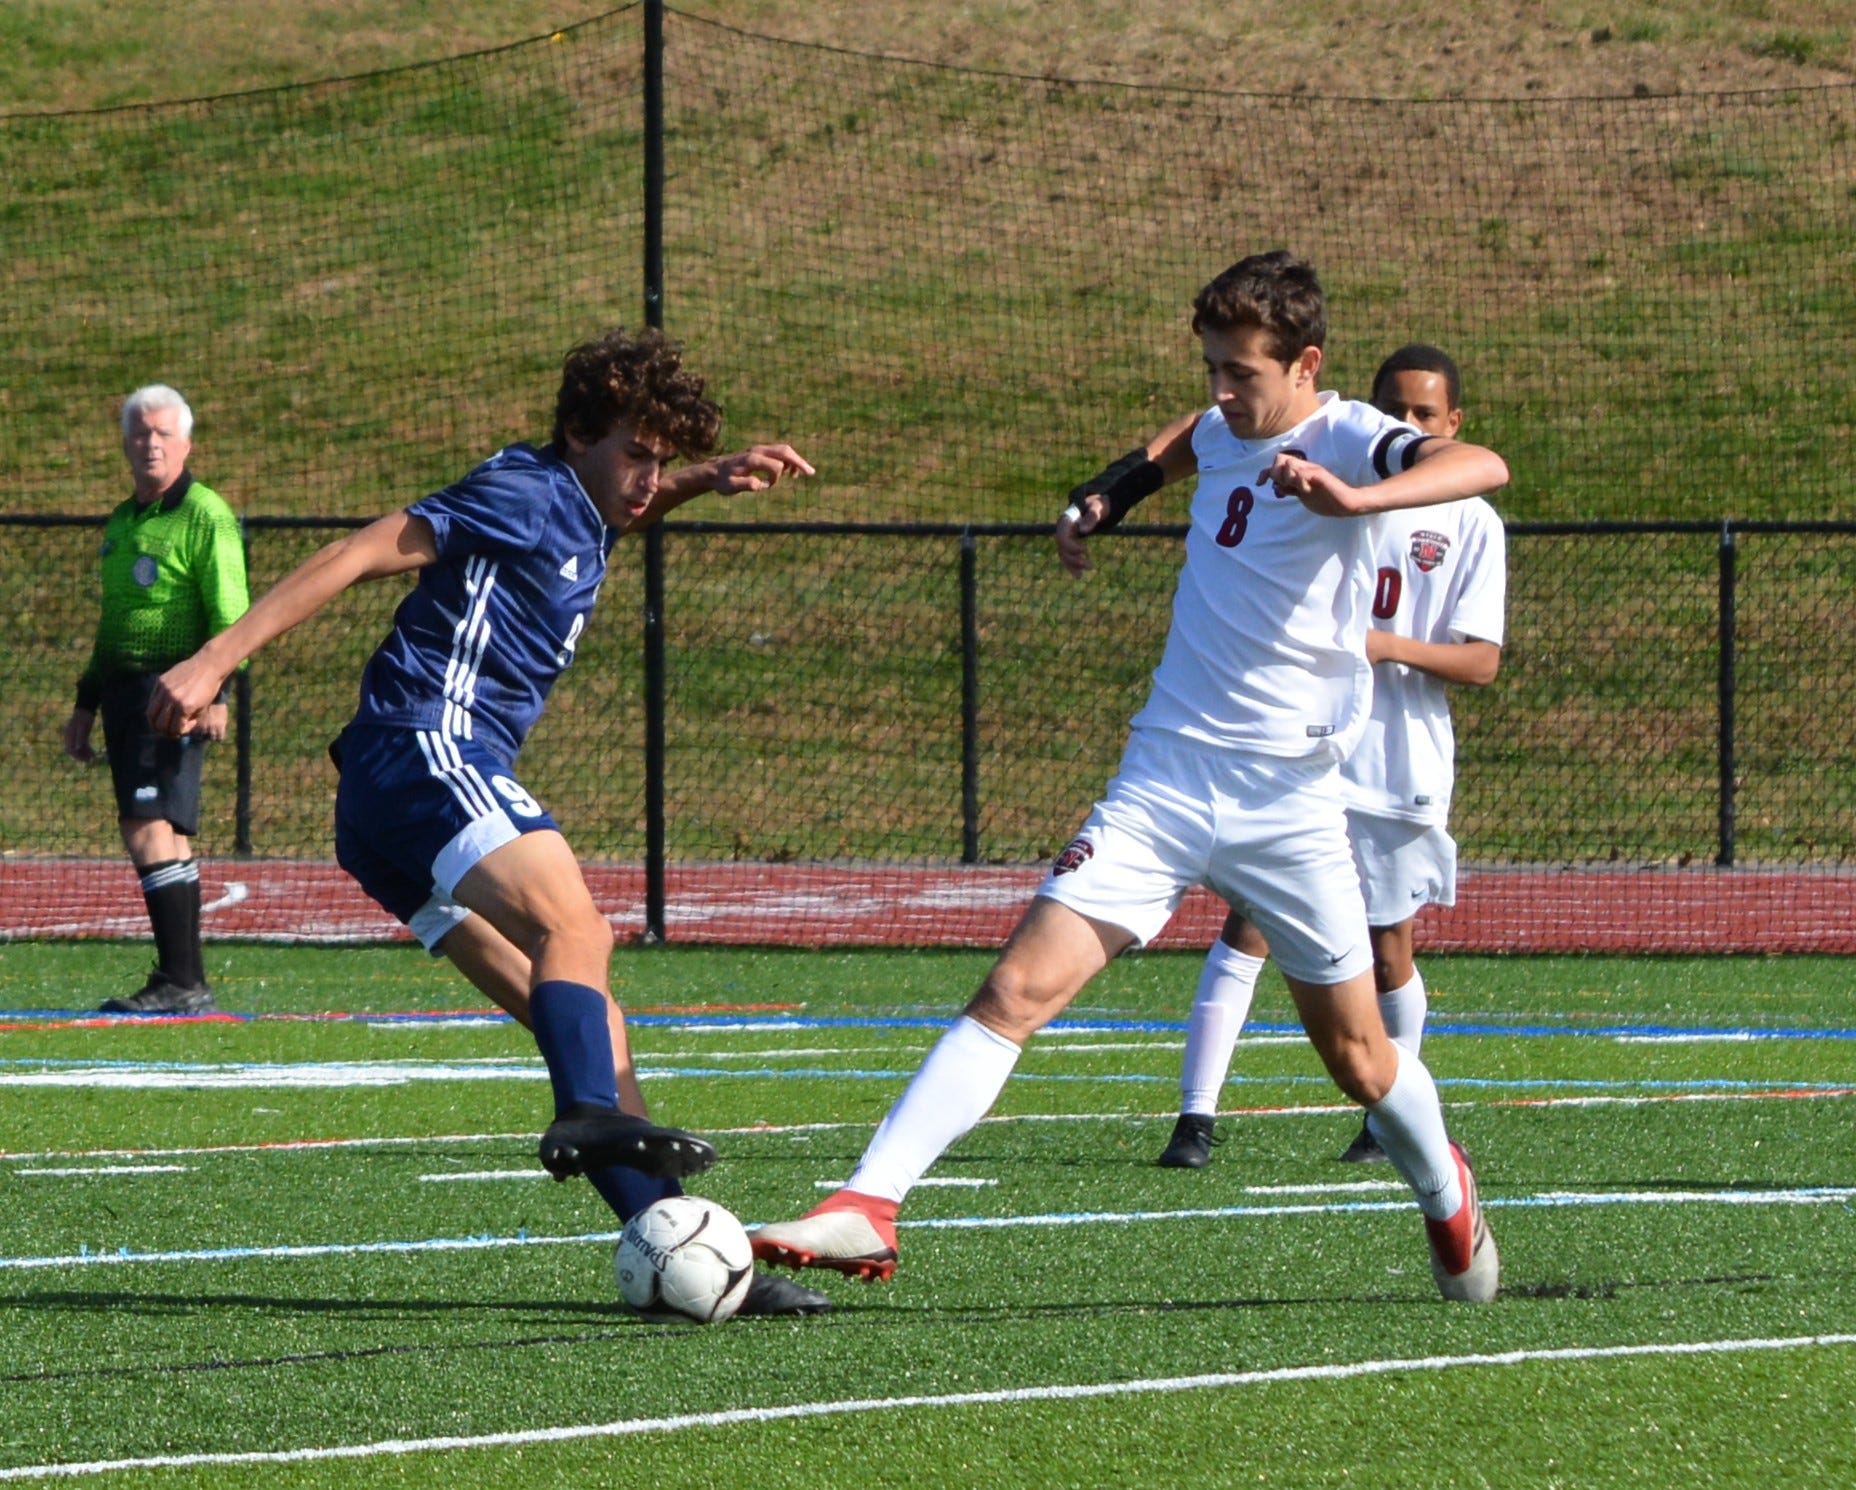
<box><xmin>1180</xmin><ymin>942</ymin><xmax>1265</xmax><ymax>1115</ymax></box>
<box><xmin>1377</xmin><ymin>969</ymin><xmax>1428</xmax><ymax>1057</ymax></box>
<box><xmin>1365</xmin><ymin>1045</ymin><xmax>1463</xmax><ymax>1219</ymax></box>
<box><xmin>847</xmin><ymin>1015</ymin><xmax>1022</xmax><ymax>1204</ymax></box>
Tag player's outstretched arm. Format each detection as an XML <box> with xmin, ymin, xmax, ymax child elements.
<box><xmin>1056</xmin><ymin>413</ymin><xmax>1200</xmax><ymax>576</ymax></box>
<box><xmin>1269</xmin><ymin>439</ymin><xmax>1509</xmax><ymax>518</ymax></box>
<box><xmin>621</xmin><ymin>443</ymin><xmax>815</xmax><ymax>534</ymax></box>
<box><xmin>148</xmin><ymin>511</ymin><xmax>439</xmax><ymax>737</ymax></box>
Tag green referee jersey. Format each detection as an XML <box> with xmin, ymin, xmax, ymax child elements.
<box><xmin>75</xmin><ymin>472</ymin><xmax>251</xmax><ymax>710</ymax></box>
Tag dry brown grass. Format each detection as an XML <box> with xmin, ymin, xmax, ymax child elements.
<box><xmin>687</xmin><ymin>0</ymin><xmax>1855</xmax><ymax>98</ymax></box>
<box><xmin>7</xmin><ymin>0</ymin><xmax>1851</xmax><ymax>113</ymax></box>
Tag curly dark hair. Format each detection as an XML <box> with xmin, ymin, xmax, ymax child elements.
<box><xmin>551</xmin><ymin>327</ymin><xmax>722</xmax><ymax>456</ymax></box>
<box><xmin>1189</xmin><ymin>250</ymin><xmax>1327</xmax><ymax>366</ymax></box>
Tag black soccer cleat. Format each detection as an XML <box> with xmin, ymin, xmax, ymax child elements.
<box><xmin>538</xmin><ymin>1104</ymin><xmax>718</xmax><ymax>1182</ymax></box>
<box><xmin>100</xmin><ymin>970</ymin><xmax>216</xmax><ymax>1015</ymax></box>
<box><xmin>1156</xmin><ymin>1112</ymin><xmax>1220</xmax><ymax>1169</ymax></box>
<box><xmin>735</xmin><ymin>1269</ymin><xmax>833</xmax><ymax>1318</ymax></box>
<box><xmin>1337</xmin><ymin>1116</ymin><xmax>1391</xmax><ymax>1164</ymax></box>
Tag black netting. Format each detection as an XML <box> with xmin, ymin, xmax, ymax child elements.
<box><xmin>4</xmin><ymin>8</ymin><xmax>1854</xmax><ymax>947</ymax></box>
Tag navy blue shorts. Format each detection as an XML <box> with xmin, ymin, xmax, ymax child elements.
<box><xmin>332</xmin><ymin>723</ymin><xmax>561</xmax><ymax>949</ymax></box>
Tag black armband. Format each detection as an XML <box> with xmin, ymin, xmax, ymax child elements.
<box><xmin>1067</xmin><ymin>448</ymin><xmax>1165</xmax><ymax>533</ymax></box>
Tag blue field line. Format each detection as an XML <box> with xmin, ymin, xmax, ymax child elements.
<box><xmin>645</xmin><ymin>1014</ymin><xmax>1856</xmax><ymax>1042</ymax></box>
<box><xmin>4</xmin><ymin>1007</ymin><xmax>1856</xmax><ymax>1041</ymax></box>
<box><xmin>0</xmin><ymin>1054</ymin><xmax>1850</xmax><ymax>1096</ymax></box>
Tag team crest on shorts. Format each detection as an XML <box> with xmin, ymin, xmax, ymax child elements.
<box><xmin>1051</xmin><ymin>835</ymin><xmax>1094</xmax><ymax>875</ymax></box>
<box><xmin>1409</xmin><ymin>531</ymin><xmax>1451</xmax><ymax>573</ymax></box>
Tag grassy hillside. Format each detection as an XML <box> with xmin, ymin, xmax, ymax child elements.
<box><xmin>1</xmin><ymin>0</ymin><xmax>1850</xmax><ymax>111</ymax></box>
<box><xmin>3</xmin><ymin>3</ymin><xmax>1853</xmax><ymax>871</ymax></box>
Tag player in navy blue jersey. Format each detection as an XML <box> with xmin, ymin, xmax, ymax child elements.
<box><xmin>148</xmin><ymin>328</ymin><xmax>828</xmax><ymax>1316</ymax></box>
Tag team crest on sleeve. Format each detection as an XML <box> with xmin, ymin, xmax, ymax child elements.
<box><xmin>1051</xmin><ymin>835</ymin><xmax>1095</xmax><ymax>875</ymax></box>
<box><xmin>1409</xmin><ymin>531</ymin><xmax>1452</xmax><ymax>573</ymax></box>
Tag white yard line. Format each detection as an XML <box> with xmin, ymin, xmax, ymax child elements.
<box><xmin>2</xmin><ymin>1334</ymin><xmax>1850</xmax><ymax>1481</ymax></box>
<box><xmin>3</xmin><ymin>1184</ymin><xmax>1851</xmax><ymax>1272</ymax></box>
<box><xmin>3</xmin><ymin>1082</ymin><xmax>1851</xmax><ymax>1165</ymax></box>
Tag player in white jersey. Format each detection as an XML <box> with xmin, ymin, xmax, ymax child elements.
<box><xmin>1151</xmin><ymin>345</ymin><xmax>1508</xmax><ymax>1170</ymax></box>
<box><xmin>147</xmin><ymin>328</ymin><xmax>830</xmax><ymax>1317</ymax></box>
<box><xmin>753</xmin><ymin>253</ymin><xmax>1508</xmax><ymax>1303</ymax></box>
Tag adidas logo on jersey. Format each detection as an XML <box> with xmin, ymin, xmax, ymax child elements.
<box><xmin>558</xmin><ymin>554</ymin><xmax>579</xmax><ymax>582</ymax></box>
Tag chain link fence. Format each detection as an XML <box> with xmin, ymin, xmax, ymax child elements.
<box><xmin>3</xmin><ymin>6</ymin><xmax>1853</xmax><ymax>946</ymax></box>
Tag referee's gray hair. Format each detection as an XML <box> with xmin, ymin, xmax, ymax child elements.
<box><xmin>120</xmin><ymin>384</ymin><xmax>193</xmax><ymax>439</ymax></box>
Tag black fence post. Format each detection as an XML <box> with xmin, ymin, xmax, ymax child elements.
<box><xmin>1717</xmin><ymin>520</ymin><xmax>1737</xmax><ymax>867</ymax></box>
<box><xmin>233</xmin><ymin>516</ymin><xmax>253</xmax><ymax>855</ymax></box>
<box><xmin>642</xmin><ymin>0</ymin><xmax>666</xmax><ymax>332</ymax></box>
<box><xmin>640</xmin><ymin>0</ymin><xmax>669</xmax><ymax>942</ymax></box>
<box><xmin>960</xmin><ymin>528</ymin><xmax>980</xmax><ymax>863</ymax></box>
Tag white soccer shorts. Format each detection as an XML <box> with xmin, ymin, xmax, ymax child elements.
<box><xmin>1346</xmin><ymin>811</ymin><xmax>1458</xmax><ymax>926</ymax></box>
<box><xmin>1037</xmin><ymin>727</ymin><xmax>1373</xmax><ymax>985</ymax></box>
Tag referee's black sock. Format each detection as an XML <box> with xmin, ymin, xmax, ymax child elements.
<box><xmin>140</xmin><ymin>859</ymin><xmax>205</xmax><ymax>990</ymax></box>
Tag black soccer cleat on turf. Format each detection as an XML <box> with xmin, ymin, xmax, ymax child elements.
<box><xmin>100</xmin><ymin>970</ymin><xmax>216</xmax><ymax>1015</ymax></box>
<box><xmin>736</xmin><ymin>1269</ymin><xmax>833</xmax><ymax>1318</ymax></box>
<box><xmin>538</xmin><ymin>1104</ymin><xmax>718</xmax><ymax>1181</ymax></box>
<box><xmin>1156</xmin><ymin>1112</ymin><xmax>1220</xmax><ymax>1169</ymax></box>
<box><xmin>1337</xmin><ymin>1115</ymin><xmax>1391</xmax><ymax>1164</ymax></box>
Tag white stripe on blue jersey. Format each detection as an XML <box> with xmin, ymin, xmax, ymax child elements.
<box><xmin>351</xmin><ymin>444</ymin><xmax>616</xmax><ymax>765</ymax></box>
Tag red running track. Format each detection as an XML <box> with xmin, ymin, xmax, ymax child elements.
<box><xmin>3</xmin><ymin>858</ymin><xmax>1852</xmax><ymax>953</ymax></box>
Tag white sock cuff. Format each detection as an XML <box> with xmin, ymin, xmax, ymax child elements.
<box><xmin>1377</xmin><ymin>969</ymin><xmax>1429</xmax><ymax>1057</ymax></box>
<box><xmin>1206</xmin><ymin>940</ymin><xmax>1267</xmax><ymax>980</ymax></box>
<box><xmin>955</xmin><ymin>1013</ymin><xmax>1023</xmax><ymax>1056</ymax></box>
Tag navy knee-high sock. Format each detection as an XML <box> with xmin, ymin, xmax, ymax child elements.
<box><xmin>529</xmin><ymin>980</ymin><xmax>618</xmax><ymax>1117</ymax></box>
<box><xmin>587</xmin><ymin>1166</ymin><xmax>680</xmax><ymax>1223</ymax></box>
<box><xmin>530</xmin><ymin>981</ymin><xmax>676</xmax><ymax>1223</ymax></box>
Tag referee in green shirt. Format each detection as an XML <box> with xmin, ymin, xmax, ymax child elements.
<box><xmin>62</xmin><ymin>385</ymin><xmax>250</xmax><ymax>1014</ymax></box>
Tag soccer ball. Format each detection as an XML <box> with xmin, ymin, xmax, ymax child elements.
<box><xmin>614</xmin><ymin>1196</ymin><xmax>754</xmax><ymax>1325</ymax></box>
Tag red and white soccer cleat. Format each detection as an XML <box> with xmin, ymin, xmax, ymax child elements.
<box><xmin>1425</xmin><ymin>1140</ymin><xmax>1500</xmax><ymax>1303</ymax></box>
<box><xmin>751</xmin><ymin>1188</ymin><xmax>900</xmax><ymax>1282</ymax></box>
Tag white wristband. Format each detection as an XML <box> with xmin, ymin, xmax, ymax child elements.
<box><xmin>1060</xmin><ymin>504</ymin><xmax>1083</xmax><ymax>527</ymax></box>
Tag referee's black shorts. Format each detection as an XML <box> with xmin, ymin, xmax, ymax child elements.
<box><xmin>99</xmin><ymin>672</ymin><xmax>208</xmax><ymax>835</ymax></box>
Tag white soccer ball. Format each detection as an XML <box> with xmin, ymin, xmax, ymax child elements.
<box><xmin>614</xmin><ymin>1196</ymin><xmax>754</xmax><ymax>1325</ymax></box>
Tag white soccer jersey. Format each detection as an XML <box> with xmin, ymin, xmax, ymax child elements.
<box><xmin>1130</xmin><ymin>391</ymin><xmax>1431</xmax><ymax>761</ymax></box>
<box><xmin>1341</xmin><ymin>496</ymin><xmax>1506</xmax><ymax>824</ymax></box>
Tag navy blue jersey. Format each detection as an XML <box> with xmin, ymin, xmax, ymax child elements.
<box><xmin>350</xmin><ymin>443</ymin><xmax>617</xmax><ymax>765</ymax></box>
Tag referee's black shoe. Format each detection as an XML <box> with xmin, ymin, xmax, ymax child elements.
<box><xmin>100</xmin><ymin>970</ymin><xmax>216</xmax><ymax>1015</ymax></box>
<box><xmin>539</xmin><ymin>1104</ymin><xmax>718</xmax><ymax>1181</ymax></box>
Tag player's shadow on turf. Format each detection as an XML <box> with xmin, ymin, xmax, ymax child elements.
<box><xmin>0</xmin><ymin>1291</ymin><xmax>673</xmax><ymax>1384</ymax></box>
<box><xmin>0</xmin><ymin>1288</ymin><xmax>619</xmax><ymax>1322</ymax></box>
